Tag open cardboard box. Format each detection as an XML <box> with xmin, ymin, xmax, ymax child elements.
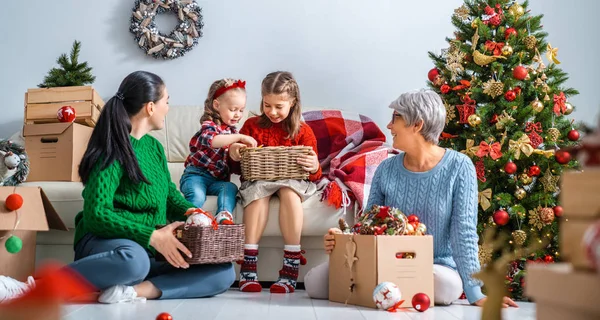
<box><xmin>0</xmin><ymin>187</ymin><xmax>67</xmax><ymax>281</ymax></box>
<box><xmin>329</xmin><ymin>234</ymin><xmax>434</xmax><ymax>309</ymax></box>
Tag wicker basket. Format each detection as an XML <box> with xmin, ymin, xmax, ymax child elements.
<box><xmin>240</xmin><ymin>146</ymin><xmax>313</xmax><ymax>181</ymax></box>
<box><xmin>157</xmin><ymin>224</ymin><xmax>244</xmax><ymax>264</ymax></box>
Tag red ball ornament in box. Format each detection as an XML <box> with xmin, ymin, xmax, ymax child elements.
<box><xmin>513</xmin><ymin>66</ymin><xmax>528</xmax><ymax>81</ymax></box>
<box><xmin>440</xmin><ymin>84</ymin><xmax>451</xmax><ymax>94</ymax></box>
<box><xmin>412</xmin><ymin>293</ymin><xmax>431</xmax><ymax>312</ymax></box>
<box><xmin>493</xmin><ymin>209</ymin><xmax>510</xmax><ymax>226</ymax></box>
<box><xmin>57</xmin><ymin>106</ymin><xmax>76</xmax><ymax>123</ymax></box>
<box><xmin>555</xmin><ymin>150</ymin><xmax>572</xmax><ymax>164</ymax></box>
<box><xmin>428</xmin><ymin>68</ymin><xmax>440</xmax><ymax>82</ymax></box>
<box><xmin>504</xmin><ymin>161</ymin><xmax>517</xmax><ymax>174</ymax></box>
<box><xmin>156</xmin><ymin>312</ymin><xmax>173</xmax><ymax>320</ymax></box>
<box><xmin>505</xmin><ymin>27</ymin><xmax>517</xmax><ymax>39</ymax></box>
<box><xmin>407</xmin><ymin>214</ymin><xmax>419</xmax><ymax>224</ymax></box>
<box><xmin>567</xmin><ymin>129</ymin><xmax>580</xmax><ymax>141</ymax></box>
<box><xmin>504</xmin><ymin>90</ymin><xmax>516</xmax><ymax>102</ymax></box>
<box><xmin>5</xmin><ymin>194</ymin><xmax>23</xmax><ymax>211</ymax></box>
<box><xmin>553</xmin><ymin>205</ymin><xmax>563</xmax><ymax>217</ymax></box>
<box><xmin>528</xmin><ymin>165</ymin><xmax>541</xmax><ymax>177</ymax></box>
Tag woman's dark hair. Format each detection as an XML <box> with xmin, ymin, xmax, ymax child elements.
<box><xmin>79</xmin><ymin>71</ymin><xmax>165</xmax><ymax>185</ymax></box>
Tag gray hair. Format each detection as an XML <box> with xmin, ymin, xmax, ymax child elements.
<box><xmin>388</xmin><ymin>89</ymin><xmax>446</xmax><ymax>145</ymax></box>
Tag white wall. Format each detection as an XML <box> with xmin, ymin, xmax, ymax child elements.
<box><xmin>1</xmin><ymin>0</ymin><xmax>598</xmax><ymax>142</ymax></box>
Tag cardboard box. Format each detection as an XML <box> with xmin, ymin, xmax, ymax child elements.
<box><xmin>525</xmin><ymin>263</ymin><xmax>600</xmax><ymax>320</ymax></box>
<box><xmin>23</xmin><ymin>123</ymin><xmax>93</xmax><ymax>182</ymax></box>
<box><xmin>560</xmin><ymin>169</ymin><xmax>600</xmax><ymax>219</ymax></box>
<box><xmin>560</xmin><ymin>219</ymin><xmax>598</xmax><ymax>270</ymax></box>
<box><xmin>329</xmin><ymin>234</ymin><xmax>434</xmax><ymax>309</ymax></box>
<box><xmin>24</xmin><ymin>86</ymin><xmax>104</xmax><ymax>127</ymax></box>
<box><xmin>0</xmin><ymin>187</ymin><xmax>67</xmax><ymax>281</ymax></box>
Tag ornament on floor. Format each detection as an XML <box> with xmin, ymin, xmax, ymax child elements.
<box><xmin>412</xmin><ymin>292</ymin><xmax>431</xmax><ymax>312</ymax></box>
<box><xmin>555</xmin><ymin>149</ymin><xmax>572</xmax><ymax>164</ymax></box>
<box><xmin>130</xmin><ymin>0</ymin><xmax>204</xmax><ymax>60</ymax></box>
<box><xmin>57</xmin><ymin>106</ymin><xmax>76</xmax><ymax>123</ymax></box>
<box><xmin>372</xmin><ymin>282</ymin><xmax>403</xmax><ymax>311</ymax></box>
<box><xmin>1</xmin><ymin>189</ymin><xmax>24</xmax><ymax>254</ymax></box>
<box><xmin>184</xmin><ymin>208</ymin><xmax>217</xmax><ymax>228</ymax></box>
<box><xmin>156</xmin><ymin>312</ymin><xmax>173</xmax><ymax>320</ymax></box>
<box><xmin>504</xmin><ymin>161</ymin><xmax>517</xmax><ymax>174</ymax></box>
<box><xmin>0</xmin><ymin>140</ymin><xmax>29</xmax><ymax>186</ymax></box>
<box><xmin>513</xmin><ymin>66</ymin><xmax>528</xmax><ymax>80</ymax></box>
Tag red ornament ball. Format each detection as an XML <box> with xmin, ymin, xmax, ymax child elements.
<box><xmin>555</xmin><ymin>150</ymin><xmax>572</xmax><ymax>164</ymax></box>
<box><xmin>513</xmin><ymin>66</ymin><xmax>528</xmax><ymax>81</ymax></box>
<box><xmin>504</xmin><ymin>90</ymin><xmax>516</xmax><ymax>102</ymax></box>
<box><xmin>505</xmin><ymin>27</ymin><xmax>518</xmax><ymax>39</ymax></box>
<box><xmin>5</xmin><ymin>194</ymin><xmax>23</xmax><ymax>211</ymax></box>
<box><xmin>428</xmin><ymin>68</ymin><xmax>440</xmax><ymax>82</ymax></box>
<box><xmin>567</xmin><ymin>129</ymin><xmax>580</xmax><ymax>141</ymax></box>
<box><xmin>544</xmin><ymin>255</ymin><xmax>554</xmax><ymax>263</ymax></box>
<box><xmin>407</xmin><ymin>214</ymin><xmax>420</xmax><ymax>224</ymax></box>
<box><xmin>504</xmin><ymin>161</ymin><xmax>517</xmax><ymax>175</ymax></box>
<box><xmin>553</xmin><ymin>206</ymin><xmax>563</xmax><ymax>217</ymax></box>
<box><xmin>156</xmin><ymin>313</ymin><xmax>173</xmax><ymax>320</ymax></box>
<box><xmin>528</xmin><ymin>165</ymin><xmax>541</xmax><ymax>177</ymax></box>
<box><xmin>57</xmin><ymin>106</ymin><xmax>76</xmax><ymax>122</ymax></box>
<box><xmin>440</xmin><ymin>84</ymin><xmax>451</xmax><ymax>94</ymax></box>
<box><xmin>412</xmin><ymin>293</ymin><xmax>431</xmax><ymax>312</ymax></box>
<box><xmin>493</xmin><ymin>209</ymin><xmax>510</xmax><ymax>226</ymax></box>
<box><xmin>513</xmin><ymin>86</ymin><xmax>522</xmax><ymax>95</ymax></box>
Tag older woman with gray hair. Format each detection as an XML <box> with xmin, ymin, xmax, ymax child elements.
<box><xmin>304</xmin><ymin>89</ymin><xmax>518</xmax><ymax>308</ymax></box>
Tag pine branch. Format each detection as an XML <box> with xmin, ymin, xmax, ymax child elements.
<box><xmin>38</xmin><ymin>40</ymin><xmax>95</xmax><ymax>88</ymax></box>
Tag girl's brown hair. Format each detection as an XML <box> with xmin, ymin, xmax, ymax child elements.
<box><xmin>257</xmin><ymin>71</ymin><xmax>302</xmax><ymax>139</ymax></box>
<box><xmin>200</xmin><ymin>78</ymin><xmax>245</xmax><ymax>125</ymax></box>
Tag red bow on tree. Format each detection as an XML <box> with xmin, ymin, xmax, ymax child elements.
<box><xmin>553</xmin><ymin>92</ymin><xmax>567</xmax><ymax>115</ymax></box>
<box><xmin>485</xmin><ymin>40</ymin><xmax>505</xmax><ymax>56</ymax></box>
<box><xmin>452</xmin><ymin>80</ymin><xmax>472</xmax><ymax>91</ymax></box>
<box><xmin>525</xmin><ymin>122</ymin><xmax>543</xmax><ymax>133</ymax></box>
<box><xmin>476</xmin><ymin>141</ymin><xmax>503</xmax><ymax>160</ymax></box>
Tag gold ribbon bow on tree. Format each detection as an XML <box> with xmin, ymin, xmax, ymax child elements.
<box><xmin>461</xmin><ymin>139</ymin><xmax>480</xmax><ymax>158</ymax></box>
<box><xmin>546</xmin><ymin>43</ymin><xmax>561</xmax><ymax>64</ymax></box>
<box><xmin>478</xmin><ymin>188</ymin><xmax>492</xmax><ymax>211</ymax></box>
<box><xmin>476</xmin><ymin>141</ymin><xmax>503</xmax><ymax>160</ymax></box>
<box><xmin>509</xmin><ymin>134</ymin><xmax>534</xmax><ymax>159</ymax></box>
<box><xmin>533</xmin><ymin>149</ymin><xmax>556</xmax><ymax>158</ymax></box>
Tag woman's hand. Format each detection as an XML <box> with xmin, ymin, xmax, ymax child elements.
<box><xmin>238</xmin><ymin>135</ymin><xmax>258</xmax><ymax>147</ymax></box>
<box><xmin>324</xmin><ymin>228</ymin><xmax>342</xmax><ymax>254</ymax></box>
<box><xmin>150</xmin><ymin>221</ymin><xmax>192</xmax><ymax>269</ymax></box>
<box><xmin>298</xmin><ymin>149</ymin><xmax>320</xmax><ymax>174</ymax></box>
<box><xmin>229</xmin><ymin>142</ymin><xmax>246</xmax><ymax>162</ymax></box>
<box><xmin>474</xmin><ymin>296</ymin><xmax>519</xmax><ymax>308</ymax></box>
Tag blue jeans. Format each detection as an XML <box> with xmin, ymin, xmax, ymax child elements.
<box><xmin>69</xmin><ymin>233</ymin><xmax>235</xmax><ymax>299</ymax></box>
<box><xmin>179</xmin><ymin>166</ymin><xmax>238</xmax><ymax>214</ymax></box>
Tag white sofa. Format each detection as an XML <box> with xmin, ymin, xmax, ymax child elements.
<box><xmin>11</xmin><ymin>105</ymin><xmax>356</xmax><ymax>282</ymax></box>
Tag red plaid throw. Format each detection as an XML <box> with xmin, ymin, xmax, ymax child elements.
<box><xmin>303</xmin><ymin>110</ymin><xmax>397</xmax><ymax>215</ymax></box>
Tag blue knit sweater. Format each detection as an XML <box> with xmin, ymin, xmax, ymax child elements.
<box><xmin>366</xmin><ymin>149</ymin><xmax>485</xmax><ymax>304</ymax></box>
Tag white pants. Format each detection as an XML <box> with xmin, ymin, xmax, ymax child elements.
<box><xmin>304</xmin><ymin>261</ymin><xmax>463</xmax><ymax>305</ymax></box>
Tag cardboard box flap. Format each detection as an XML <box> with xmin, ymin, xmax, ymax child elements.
<box><xmin>0</xmin><ymin>187</ymin><xmax>67</xmax><ymax>231</ymax></box>
<box><xmin>560</xmin><ymin>169</ymin><xmax>600</xmax><ymax>218</ymax></box>
<box><xmin>23</xmin><ymin>123</ymin><xmax>72</xmax><ymax>137</ymax></box>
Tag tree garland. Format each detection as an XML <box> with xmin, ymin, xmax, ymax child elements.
<box><xmin>130</xmin><ymin>0</ymin><xmax>204</xmax><ymax>60</ymax></box>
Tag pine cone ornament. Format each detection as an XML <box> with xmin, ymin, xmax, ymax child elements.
<box><xmin>512</xmin><ymin>230</ymin><xmax>527</xmax><ymax>246</ymax></box>
<box><xmin>524</xmin><ymin>35</ymin><xmax>537</xmax><ymax>50</ymax></box>
<box><xmin>547</xmin><ymin>128</ymin><xmax>561</xmax><ymax>142</ymax></box>
<box><xmin>483</xmin><ymin>79</ymin><xmax>504</xmax><ymax>98</ymax></box>
<box><xmin>359</xmin><ymin>224</ymin><xmax>374</xmax><ymax>235</ymax></box>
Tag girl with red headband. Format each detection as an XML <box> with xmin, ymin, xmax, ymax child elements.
<box><xmin>180</xmin><ymin>79</ymin><xmax>257</xmax><ymax>225</ymax></box>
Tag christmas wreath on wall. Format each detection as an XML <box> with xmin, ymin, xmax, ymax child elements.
<box><xmin>130</xmin><ymin>0</ymin><xmax>204</xmax><ymax>60</ymax></box>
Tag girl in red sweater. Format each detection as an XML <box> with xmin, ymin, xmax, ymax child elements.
<box><xmin>229</xmin><ymin>71</ymin><xmax>322</xmax><ymax>294</ymax></box>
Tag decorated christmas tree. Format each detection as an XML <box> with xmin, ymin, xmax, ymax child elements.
<box><xmin>427</xmin><ymin>0</ymin><xmax>580</xmax><ymax>300</ymax></box>
<box><xmin>38</xmin><ymin>40</ymin><xmax>95</xmax><ymax>88</ymax></box>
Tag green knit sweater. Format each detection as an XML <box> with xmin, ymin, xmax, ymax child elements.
<box><xmin>73</xmin><ymin>135</ymin><xmax>194</xmax><ymax>250</ymax></box>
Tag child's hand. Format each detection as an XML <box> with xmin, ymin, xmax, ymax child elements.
<box><xmin>238</xmin><ymin>135</ymin><xmax>258</xmax><ymax>147</ymax></box>
<box><xmin>229</xmin><ymin>143</ymin><xmax>246</xmax><ymax>162</ymax></box>
<box><xmin>324</xmin><ymin>228</ymin><xmax>342</xmax><ymax>254</ymax></box>
<box><xmin>298</xmin><ymin>149</ymin><xmax>320</xmax><ymax>174</ymax></box>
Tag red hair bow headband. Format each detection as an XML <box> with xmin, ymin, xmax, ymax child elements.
<box><xmin>213</xmin><ymin>80</ymin><xmax>246</xmax><ymax>100</ymax></box>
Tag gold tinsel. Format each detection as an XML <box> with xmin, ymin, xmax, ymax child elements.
<box><xmin>529</xmin><ymin>206</ymin><xmax>544</xmax><ymax>230</ymax></box>
<box><xmin>539</xmin><ymin>168</ymin><xmax>560</xmax><ymax>193</ymax></box>
<box><xmin>483</xmin><ymin>79</ymin><xmax>504</xmax><ymax>98</ymax></box>
<box><xmin>547</xmin><ymin>128</ymin><xmax>561</xmax><ymax>142</ymax></box>
<box><xmin>512</xmin><ymin>230</ymin><xmax>527</xmax><ymax>246</ymax></box>
<box><xmin>479</xmin><ymin>244</ymin><xmax>493</xmax><ymax>266</ymax></box>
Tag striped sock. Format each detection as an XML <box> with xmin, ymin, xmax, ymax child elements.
<box><xmin>239</xmin><ymin>244</ymin><xmax>262</xmax><ymax>292</ymax></box>
<box><xmin>270</xmin><ymin>245</ymin><xmax>307</xmax><ymax>294</ymax></box>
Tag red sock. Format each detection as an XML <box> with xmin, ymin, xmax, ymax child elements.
<box><xmin>270</xmin><ymin>249</ymin><xmax>306</xmax><ymax>294</ymax></box>
<box><xmin>239</xmin><ymin>246</ymin><xmax>262</xmax><ymax>292</ymax></box>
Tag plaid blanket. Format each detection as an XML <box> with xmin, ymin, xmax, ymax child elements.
<box><xmin>303</xmin><ymin>110</ymin><xmax>397</xmax><ymax>215</ymax></box>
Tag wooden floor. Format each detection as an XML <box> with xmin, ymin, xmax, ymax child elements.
<box><xmin>61</xmin><ymin>290</ymin><xmax>536</xmax><ymax>320</ymax></box>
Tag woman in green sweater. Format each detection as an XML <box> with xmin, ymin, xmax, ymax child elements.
<box><xmin>69</xmin><ymin>71</ymin><xmax>235</xmax><ymax>303</ymax></box>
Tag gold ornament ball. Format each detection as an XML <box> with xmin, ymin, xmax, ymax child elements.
<box><xmin>509</xmin><ymin>3</ymin><xmax>525</xmax><ymax>20</ymax></box>
<box><xmin>514</xmin><ymin>188</ymin><xmax>527</xmax><ymax>200</ymax></box>
<box><xmin>519</xmin><ymin>173</ymin><xmax>533</xmax><ymax>185</ymax></box>
<box><xmin>416</xmin><ymin>223</ymin><xmax>427</xmax><ymax>235</ymax></box>
<box><xmin>502</xmin><ymin>45</ymin><xmax>514</xmax><ymax>56</ymax></box>
<box><xmin>564</xmin><ymin>102</ymin><xmax>574</xmax><ymax>115</ymax></box>
<box><xmin>531</xmin><ymin>100</ymin><xmax>544</xmax><ymax>113</ymax></box>
<box><xmin>405</xmin><ymin>223</ymin><xmax>415</xmax><ymax>235</ymax></box>
<box><xmin>468</xmin><ymin>114</ymin><xmax>482</xmax><ymax>127</ymax></box>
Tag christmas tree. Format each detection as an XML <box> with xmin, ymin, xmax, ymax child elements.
<box><xmin>38</xmin><ymin>40</ymin><xmax>95</xmax><ymax>88</ymax></box>
<box><xmin>427</xmin><ymin>0</ymin><xmax>580</xmax><ymax>300</ymax></box>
